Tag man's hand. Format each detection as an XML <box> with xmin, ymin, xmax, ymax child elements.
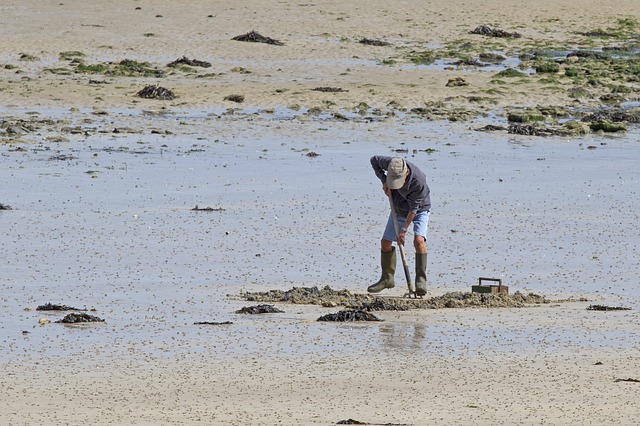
<box><xmin>397</xmin><ymin>229</ymin><xmax>406</xmax><ymax>245</ymax></box>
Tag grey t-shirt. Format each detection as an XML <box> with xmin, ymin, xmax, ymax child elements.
<box><xmin>370</xmin><ymin>155</ymin><xmax>431</xmax><ymax>217</ymax></box>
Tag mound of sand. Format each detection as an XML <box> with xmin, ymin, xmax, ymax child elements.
<box><xmin>237</xmin><ymin>286</ymin><xmax>550</xmax><ymax>310</ymax></box>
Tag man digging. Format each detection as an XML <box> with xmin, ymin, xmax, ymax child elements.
<box><xmin>369</xmin><ymin>156</ymin><xmax>431</xmax><ymax>296</ymax></box>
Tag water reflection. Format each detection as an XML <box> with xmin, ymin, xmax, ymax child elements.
<box><xmin>378</xmin><ymin>322</ymin><xmax>428</xmax><ymax>352</ymax></box>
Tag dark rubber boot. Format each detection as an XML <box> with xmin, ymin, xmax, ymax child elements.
<box><xmin>367</xmin><ymin>248</ymin><xmax>396</xmax><ymax>293</ymax></box>
<box><xmin>415</xmin><ymin>253</ymin><xmax>428</xmax><ymax>296</ymax></box>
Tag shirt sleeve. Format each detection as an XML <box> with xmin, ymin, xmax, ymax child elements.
<box><xmin>370</xmin><ymin>155</ymin><xmax>391</xmax><ymax>184</ymax></box>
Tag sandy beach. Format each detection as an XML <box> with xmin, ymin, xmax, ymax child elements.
<box><xmin>2</xmin><ymin>0</ymin><xmax>640</xmax><ymax>425</ymax></box>
<box><xmin>1</xmin><ymin>0</ymin><xmax>639</xmax><ymax>113</ymax></box>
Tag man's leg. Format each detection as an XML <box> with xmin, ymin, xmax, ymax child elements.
<box><xmin>413</xmin><ymin>236</ymin><xmax>426</xmax><ymax>254</ymax></box>
<box><xmin>412</xmin><ymin>211</ymin><xmax>430</xmax><ymax>296</ymax></box>
<box><xmin>368</xmin><ymin>215</ymin><xmax>398</xmax><ymax>293</ymax></box>
<box><xmin>368</xmin><ymin>239</ymin><xmax>396</xmax><ymax>293</ymax></box>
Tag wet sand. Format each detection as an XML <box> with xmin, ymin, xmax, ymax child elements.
<box><xmin>2</xmin><ymin>0</ymin><xmax>640</xmax><ymax>425</ymax></box>
<box><xmin>2</xmin><ymin>114</ymin><xmax>640</xmax><ymax>425</ymax></box>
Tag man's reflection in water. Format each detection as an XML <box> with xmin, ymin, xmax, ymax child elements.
<box><xmin>378</xmin><ymin>322</ymin><xmax>428</xmax><ymax>352</ymax></box>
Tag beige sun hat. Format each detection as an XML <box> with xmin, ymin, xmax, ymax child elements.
<box><xmin>386</xmin><ymin>157</ymin><xmax>407</xmax><ymax>189</ymax></box>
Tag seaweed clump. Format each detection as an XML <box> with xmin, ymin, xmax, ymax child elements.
<box><xmin>312</xmin><ymin>87</ymin><xmax>348</xmax><ymax>93</ymax></box>
<box><xmin>580</xmin><ymin>30</ymin><xmax>616</xmax><ymax>37</ymax></box>
<box><xmin>476</xmin><ymin>124</ymin><xmax>507</xmax><ymax>132</ymax></box>
<box><xmin>494</xmin><ymin>68</ymin><xmax>527</xmax><ymax>78</ymax></box>
<box><xmin>235</xmin><ymin>304</ymin><xmax>284</xmax><ymax>314</ymax></box>
<box><xmin>191</xmin><ymin>205</ymin><xmax>225</xmax><ymax>212</ymax></box>
<box><xmin>168</xmin><ymin>56</ymin><xmax>211</xmax><ymax>68</ymax></box>
<box><xmin>589</xmin><ymin>121</ymin><xmax>627</xmax><ymax>133</ymax></box>
<box><xmin>136</xmin><ymin>85</ymin><xmax>176</xmax><ymax>100</ymax></box>
<box><xmin>114</xmin><ymin>59</ymin><xmax>164</xmax><ymax>77</ymax></box>
<box><xmin>508</xmin><ymin>123</ymin><xmax>560</xmax><ymax>136</ymax></box>
<box><xmin>224</xmin><ymin>94</ymin><xmax>245</xmax><ymax>103</ymax></box>
<box><xmin>232</xmin><ymin>31</ymin><xmax>284</xmax><ymax>46</ymax></box>
<box><xmin>74</xmin><ymin>59</ymin><xmax>164</xmax><ymax>77</ymax></box>
<box><xmin>359</xmin><ymin>38</ymin><xmax>391</xmax><ymax>47</ymax></box>
<box><xmin>582</xmin><ymin>109</ymin><xmax>640</xmax><ymax>124</ymax></box>
<box><xmin>317</xmin><ymin>310</ymin><xmax>383</xmax><ymax>322</ymax></box>
<box><xmin>37</xmin><ymin>303</ymin><xmax>86</xmax><ymax>311</ymax></box>
<box><xmin>587</xmin><ymin>305</ymin><xmax>631</xmax><ymax>311</ymax></box>
<box><xmin>56</xmin><ymin>313</ymin><xmax>104</xmax><ymax>323</ymax></box>
<box><xmin>470</xmin><ymin>26</ymin><xmax>521</xmax><ymax>38</ymax></box>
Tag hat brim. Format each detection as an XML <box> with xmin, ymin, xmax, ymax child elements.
<box><xmin>386</xmin><ymin>175</ymin><xmax>406</xmax><ymax>189</ymax></box>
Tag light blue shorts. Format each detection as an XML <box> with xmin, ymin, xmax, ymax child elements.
<box><xmin>382</xmin><ymin>210</ymin><xmax>430</xmax><ymax>242</ymax></box>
